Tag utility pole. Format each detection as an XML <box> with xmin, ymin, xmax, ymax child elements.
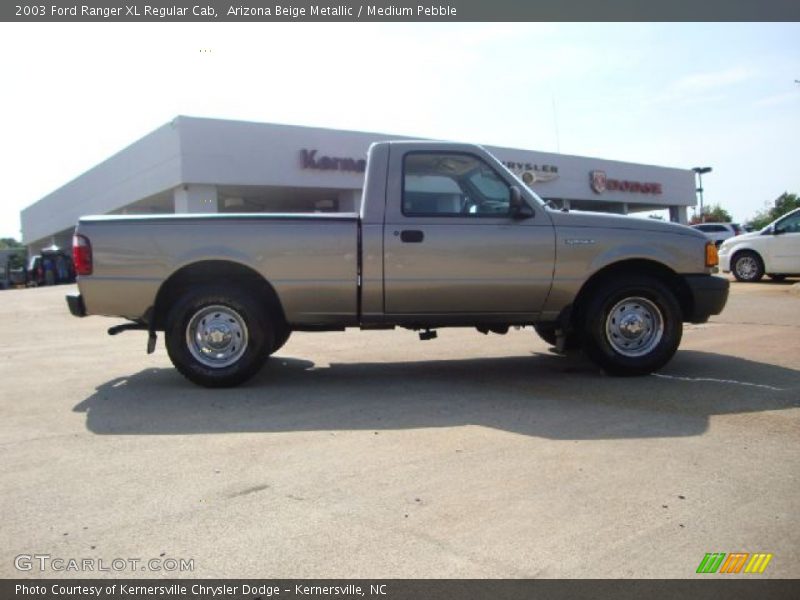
<box><xmin>692</xmin><ymin>166</ymin><xmax>712</xmax><ymax>223</ymax></box>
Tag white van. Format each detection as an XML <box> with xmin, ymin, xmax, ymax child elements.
<box><xmin>719</xmin><ymin>208</ymin><xmax>800</xmax><ymax>282</ymax></box>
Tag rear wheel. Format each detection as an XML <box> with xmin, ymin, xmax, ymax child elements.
<box><xmin>581</xmin><ymin>277</ymin><xmax>682</xmax><ymax>376</ymax></box>
<box><xmin>732</xmin><ymin>251</ymin><xmax>764</xmax><ymax>282</ymax></box>
<box><xmin>165</xmin><ymin>286</ymin><xmax>274</xmax><ymax>387</ymax></box>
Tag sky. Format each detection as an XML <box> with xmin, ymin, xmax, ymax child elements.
<box><xmin>0</xmin><ymin>22</ymin><xmax>798</xmax><ymax>240</ymax></box>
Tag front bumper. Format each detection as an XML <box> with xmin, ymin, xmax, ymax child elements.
<box><xmin>682</xmin><ymin>274</ymin><xmax>729</xmax><ymax>323</ymax></box>
<box><xmin>717</xmin><ymin>248</ymin><xmax>732</xmax><ymax>272</ymax></box>
<box><xmin>66</xmin><ymin>293</ymin><xmax>87</xmax><ymax>317</ymax></box>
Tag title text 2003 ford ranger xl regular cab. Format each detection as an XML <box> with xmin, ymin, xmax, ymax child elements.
<box><xmin>66</xmin><ymin>142</ymin><xmax>729</xmax><ymax>387</ymax></box>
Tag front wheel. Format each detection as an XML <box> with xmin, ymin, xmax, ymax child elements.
<box><xmin>732</xmin><ymin>251</ymin><xmax>764</xmax><ymax>282</ymax></box>
<box><xmin>165</xmin><ymin>286</ymin><xmax>274</xmax><ymax>387</ymax></box>
<box><xmin>581</xmin><ymin>277</ymin><xmax>682</xmax><ymax>376</ymax></box>
<box><xmin>271</xmin><ymin>322</ymin><xmax>292</xmax><ymax>353</ymax></box>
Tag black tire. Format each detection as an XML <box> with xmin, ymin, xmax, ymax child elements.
<box><xmin>271</xmin><ymin>323</ymin><xmax>292</xmax><ymax>353</ymax></box>
<box><xmin>731</xmin><ymin>251</ymin><xmax>764</xmax><ymax>282</ymax></box>
<box><xmin>580</xmin><ymin>277</ymin><xmax>682</xmax><ymax>376</ymax></box>
<box><xmin>165</xmin><ymin>285</ymin><xmax>274</xmax><ymax>388</ymax></box>
<box><xmin>767</xmin><ymin>274</ymin><xmax>787</xmax><ymax>282</ymax></box>
<box><xmin>534</xmin><ymin>323</ymin><xmax>580</xmax><ymax>351</ymax></box>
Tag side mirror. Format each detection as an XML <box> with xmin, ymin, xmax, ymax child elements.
<box><xmin>510</xmin><ymin>186</ymin><xmax>534</xmax><ymax>220</ymax></box>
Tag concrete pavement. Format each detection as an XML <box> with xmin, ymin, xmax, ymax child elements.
<box><xmin>1</xmin><ymin>280</ymin><xmax>798</xmax><ymax>578</ymax></box>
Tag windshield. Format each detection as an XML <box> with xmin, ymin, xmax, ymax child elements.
<box><xmin>761</xmin><ymin>209</ymin><xmax>800</xmax><ymax>233</ymax></box>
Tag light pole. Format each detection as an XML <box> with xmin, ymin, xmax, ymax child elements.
<box><xmin>692</xmin><ymin>166</ymin><xmax>712</xmax><ymax>222</ymax></box>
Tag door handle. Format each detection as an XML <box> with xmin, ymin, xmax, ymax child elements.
<box><xmin>400</xmin><ymin>230</ymin><xmax>424</xmax><ymax>243</ymax></box>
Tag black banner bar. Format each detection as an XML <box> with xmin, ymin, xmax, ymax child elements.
<box><xmin>3</xmin><ymin>0</ymin><xmax>800</xmax><ymax>22</ymax></box>
<box><xmin>3</xmin><ymin>579</ymin><xmax>799</xmax><ymax>600</ymax></box>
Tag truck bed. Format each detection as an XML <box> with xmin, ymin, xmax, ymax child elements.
<box><xmin>77</xmin><ymin>213</ymin><xmax>360</xmax><ymax>325</ymax></box>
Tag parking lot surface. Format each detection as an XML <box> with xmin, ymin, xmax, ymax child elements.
<box><xmin>1</xmin><ymin>279</ymin><xmax>798</xmax><ymax>578</ymax></box>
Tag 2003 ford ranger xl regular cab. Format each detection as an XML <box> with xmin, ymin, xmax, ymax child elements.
<box><xmin>66</xmin><ymin>141</ymin><xmax>729</xmax><ymax>387</ymax></box>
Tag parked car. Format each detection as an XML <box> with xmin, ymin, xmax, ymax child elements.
<box><xmin>718</xmin><ymin>208</ymin><xmax>800</xmax><ymax>282</ymax></box>
<box><xmin>28</xmin><ymin>247</ymin><xmax>75</xmax><ymax>286</ymax></box>
<box><xmin>8</xmin><ymin>267</ymin><xmax>27</xmax><ymax>287</ymax></box>
<box><xmin>690</xmin><ymin>222</ymin><xmax>743</xmax><ymax>247</ymax></box>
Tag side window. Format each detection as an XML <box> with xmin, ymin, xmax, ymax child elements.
<box><xmin>775</xmin><ymin>212</ymin><xmax>800</xmax><ymax>234</ymax></box>
<box><xmin>402</xmin><ymin>152</ymin><xmax>511</xmax><ymax>217</ymax></box>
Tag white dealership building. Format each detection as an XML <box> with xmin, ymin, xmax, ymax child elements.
<box><xmin>21</xmin><ymin>116</ymin><xmax>696</xmax><ymax>253</ymax></box>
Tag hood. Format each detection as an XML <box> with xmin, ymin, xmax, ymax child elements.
<box><xmin>731</xmin><ymin>230</ymin><xmax>762</xmax><ymax>240</ymax></box>
<box><xmin>720</xmin><ymin>230</ymin><xmax>762</xmax><ymax>247</ymax></box>
<box><xmin>546</xmin><ymin>209</ymin><xmax>704</xmax><ymax>239</ymax></box>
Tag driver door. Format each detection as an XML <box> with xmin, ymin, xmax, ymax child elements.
<box><xmin>766</xmin><ymin>210</ymin><xmax>800</xmax><ymax>272</ymax></box>
<box><xmin>382</xmin><ymin>149</ymin><xmax>555</xmax><ymax>316</ymax></box>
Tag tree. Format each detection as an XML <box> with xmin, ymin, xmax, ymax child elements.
<box><xmin>0</xmin><ymin>237</ymin><xmax>23</xmax><ymax>249</ymax></box>
<box><xmin>747</xmin><ymin>193</ymin><xmax>800</xmax><ymax>230</ymax></box>
<box><xmin>690</xmin><ymin>204</ymin><xmax>733</xmax><ymax>225</ymax></box>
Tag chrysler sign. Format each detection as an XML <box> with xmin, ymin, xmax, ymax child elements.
<box><xmin>503</xmin><ymin>161</ymin><xmax>559</xmax><ymax>185</ymax></box>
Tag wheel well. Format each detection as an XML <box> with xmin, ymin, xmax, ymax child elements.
<box><xmin>568</xmin><ymin>259</ymin><xmax>693</xmax><ymax>327</ymax></box>
<box><xmin>731</xmin><ymin>247</ymin><xmax>763</xmax><ymax>265</ymax></box>
<box><xmin>151</xmin><ymin>260</ymin><xmax>286</xmax><ymax>331</ymax></box>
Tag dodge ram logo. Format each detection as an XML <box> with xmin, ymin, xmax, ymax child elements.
<box><xmin>590</xmin><ymin>170</ymin><xmax>607</xmax><ymax>194</ymax></box>
<box><xmin>589</xmin><ymin>170</ymin><xmax>663</xmax><ymax>195</ymax></box>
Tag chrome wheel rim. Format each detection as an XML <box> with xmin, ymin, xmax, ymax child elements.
<box><xmin>186</xmin><ymin>305</ymin><xmax>248</xmax><ymax>368</ymax></box>
<box><xmin>605</xmin><ymin>296</ymin><xmax>664</xmax><ymax>357</ymax></box>
<box><xmin>735</xmin><ymin>256</ymin><xmax>758</xmax><ymax>280</ymax></box>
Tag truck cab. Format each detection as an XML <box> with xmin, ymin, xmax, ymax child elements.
<box><xmin>359</xmin><ymin>142</ymin><xmax>554</xmax><ymax>324</ymax></box>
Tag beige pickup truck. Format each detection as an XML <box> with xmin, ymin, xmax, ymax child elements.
<box><xmin>67</xmin><ymin>141</ymin><xmax>728</xmax><ymax>387</ymax></box>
